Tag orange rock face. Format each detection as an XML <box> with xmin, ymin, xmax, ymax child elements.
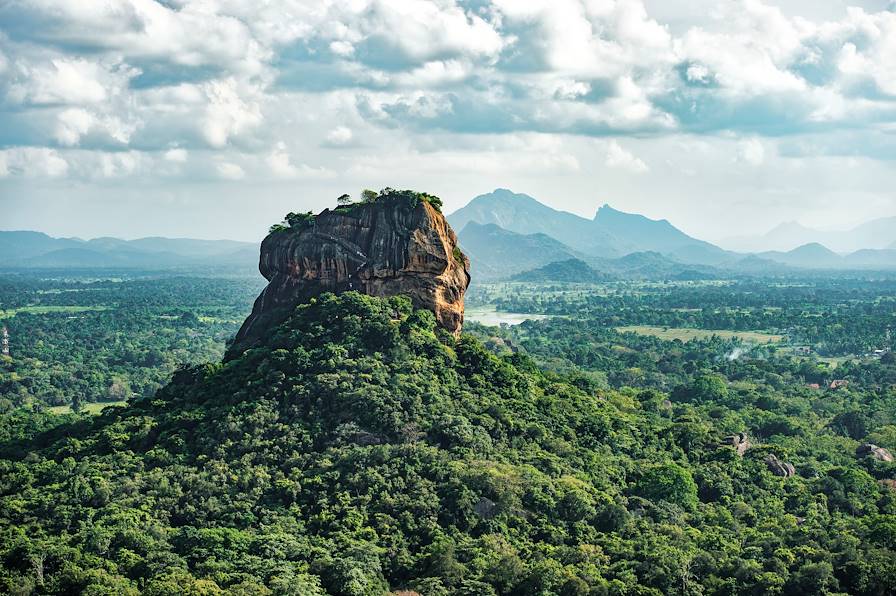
<box><xmin>233</xmin><ymin>195</ymin><xmax>470</xmax><ymax>348</ymax></box>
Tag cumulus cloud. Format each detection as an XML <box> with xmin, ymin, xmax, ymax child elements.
<box><xmin>100</xmin><ymin>151</ymin><xmax>140</xmax><ymax>178</ymax></box>
<box><xmin>267</xmin><ymin>142</ymin><xmax>334</xmax><ymax>178</ymax></box>
<box><xmin>351</xmin><ymin>0</ymin><xmax>505</xmax><ymax>66</ymax></box>
<box><xmin>737</xmin><ymin>137</ymin><xmax>766</xmax><ymax>165</ymax></box>
<box><xmin>346</xmin><ymin>133</ymin><xmax>581</xmax><ymax>178</ymax></box>
<box><xmin>266</xmin><ymin>142</ymin><xmax>300</xmax><ymax>177</ymax></box>
<box><xmin>0</xmin><ymin>0</ymin><xmax>894</xmax><ymax>194</ymax></box>
<box><xmin>605</xmin><ymin>140</ymin><xmax>648</xmax><ymax>172</ymax></box>
<box><xmin>200</xmin><ymin>78</ymin><xmax>263</xmax><ymax>148</ymax></box>
<box><xmin>0</xmin><ymin>0</ymin><xmax>267</xmax><ymax>76</ymax></box>
<box><xmin>163</xmin><ymin>148</ymin><xmax>188</xmax><ymax>162</ymax></box>
<box><xmin>5</xmin><ymin>58</ymin><xmax>111</xmax><ymax>105</ymax></box>
<box><xmin>324</xmin><ymin>126</ymin><xmax>353</xmax><ymax>147</ymax></box>
<box><xmin>0</xmin><ymin>147</ymin><xmax>68</xmax><ymax>177</ymax></box>
<box><xmin>54</xmin><ymin>108</ymin><xmax>93</xmax><ymax>146</ymax></box>
<box><xmin>49</xmin><ymin>107</ymin><xmax>138</xmax><ymax>147</ymax></box>
<box><xmin>216</xmin><ymin>161</ymin><xmax>245</xmax><ymax>180</ymax></box>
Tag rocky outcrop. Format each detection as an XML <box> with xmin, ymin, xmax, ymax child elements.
<box><xmin>233</xmin><ymin>192</ymin><xmax>470</xmax><ymax>349</ymax></box>
<box><xmin>856</xmin><ymin>443</ymin><xmax>894</xmax><ymax>462</ymax></box>
<box><xmin>765</xmin><ymin>455</ymin><xmax>796</xmax><ymax>478</ymax></box>
<box><xmin>474</xmin><ymin>497</ymin><xmax>498</xmax><ymax>519</ymax></box>
<box><xmin>722</xmin><ymin>432</ymin><xmax>751</xmax><ymax>456</ymax></box>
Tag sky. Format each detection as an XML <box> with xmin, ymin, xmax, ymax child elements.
<box><xmin>0</xmin><ymin>0</ymin><xmax>895</xmax><ymax>245</ymax></box>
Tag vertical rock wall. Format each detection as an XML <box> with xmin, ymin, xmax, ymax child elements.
<box><xmin>233</xmin><ymin>194</ymin><xmax>471</xmax><ymax>348</ymax></box>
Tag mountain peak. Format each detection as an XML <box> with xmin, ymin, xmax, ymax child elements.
<box><xmin>448</xmin><ymin>189</ymin><xmax>626</xmax><ymax>258</ymax></box>
<box><xmin>594</xmin><ymin>203</ymin><xmax>616</xmax><ymax>217</ymax></box>
<box><xmin>470</xmin><ymin>188</ymin><xmax>544</xmax><ymax>207</ymax></box>
<box><xmin>511</xmin><ymin>258</ymin><xmax>615</xmax><ymax>283</ymax></box>
<box><xmin>594</xmin><ymin>203</ymin><xmax>671</xmax><ymax>226</ymax></box>
<box><xmin>594</xmin><ymin>203</ymin><xmax>619</xmax><ymax>220</ymax></box>
<box><xmin>592</xmin><ymin>203</ymin><xmax>716</xmax><ymax>259</ymax></box>
<box><xmin>789</xmin><ymin>242</ymin><xmax>838</xmax><ymax>256</ymax></box>
<box><xmin>490</xmin><ymin>187</ymin><xmax>517</xmax><ymax>196</ymax></box>
<box><xmin>449</xmin><ymin>190</ymin><xmax>726</xmax><ymax>263</ymax></box>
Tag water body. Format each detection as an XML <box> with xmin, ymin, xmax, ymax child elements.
<box><xmin>465</xmin><ymin>306</ymin><xmax>552</xmax><ymax>327</ymax></box>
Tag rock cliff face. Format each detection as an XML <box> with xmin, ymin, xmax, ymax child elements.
<box><xmin>233</xmin><ymin>193</ymin><xmax>470</xmax><ymax>349</ymax></box>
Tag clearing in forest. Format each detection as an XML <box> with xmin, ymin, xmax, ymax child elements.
<box><xmin>616</xmin><ymin>325</ymin><xmax>783</xmax><ymax>344</ymax></box>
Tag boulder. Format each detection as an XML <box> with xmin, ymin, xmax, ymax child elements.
<box><xmin>765</xmin><ymin>454</ymin><xmax>796</xmax><ymax>477</ymax></box>
<box><xmin>474</xmin><ymin>497</ymin><xmax>498</xmax><ymax>519</ymax></box>
<box><xmin>722</xmin><ymin>432</ymin><xmax>751</xmax><ymax>456</ymax></box>
<box><xmin>233</xmin><ymin>192</ymin><xmax>470</xmax><ymax>349</ymax></box>
<box><xmin>856</xmin><ymin>443</ymin><xmax>894</xmax><ymax>462</ymax></box>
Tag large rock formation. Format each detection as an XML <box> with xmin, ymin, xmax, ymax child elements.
<box><xmin>233</xmin><ymin>192</ymin><xmax>470</xmax><ymax>349</ymax></box>
<box><xmin>765</xmin><ymin>454</ymin><xmax>796</xmax><ymax>478</ymax></box>
<box><xmin>856</xmin><ymin>443</ymin><xmax>894</xmax><ymax>462</ymax></box>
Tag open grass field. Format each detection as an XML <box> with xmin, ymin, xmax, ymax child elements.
<box><xmin>48</xmin><ymin>400</ymin><xmax>128</xmax><ymax>415</ymax></box>
<box><xmin>616</xmin><ymin>325</ymin><xmax>784</xmax><ymax>344</ymax></box>
<box><xmin>816</xmin><ymin>356</ymin><xmax>853</xmax><ymax>369</ymax></box>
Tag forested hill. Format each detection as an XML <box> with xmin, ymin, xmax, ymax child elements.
<box><xmin>2</xmin><ymin>292</ymin><xmax>896</xmax><ymax>594</ymax></box>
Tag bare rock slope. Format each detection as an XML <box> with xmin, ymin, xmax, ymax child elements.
<box><xmin>233</xmin><ymin>192</ymin><xmax>470</xmax><ymax>349</ymax></box>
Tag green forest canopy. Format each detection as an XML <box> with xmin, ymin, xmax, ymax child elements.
<box><xmin>1</xmin><ymin>292</ymin><xmax>895</xmax><ymax>595</ymax></box>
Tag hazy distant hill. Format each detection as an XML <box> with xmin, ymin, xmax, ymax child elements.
<box><xmin>0</xmin><ymin>230</ymin><xmax>257</xmax><ymax>270</ymax></box>
<box><xmin>502</xmin><ymin>250</ymin><xmax>724</xmax><ymax>282</ymax></box>
<box><xmin>755</xmin><ymin>243</ymin><xmax>896</xmax><ymax>269</ymax></box>
<box><xmin>727</xmin><ymin>254</ymin><xmax>793</xmax><ymax>274</ymax></box>
<box><xmin>758</xmin><ymin>243</ymin><xmax>843</xmax><ymax>269</ymax></box>
<box><xmin>726</xmin><ymin>217</ymin><xmax>896</xmax><ymax>253</ymax></box>
<box><xmin>852</xmin><ymin>217</ymin><xmax>896</xmax><ymax>250</ymax></box>
<box><xmin>457</xmin><ymin>222</ymin><xmax>581</xmax><ymax>280</ymax></box>
<box><xmin>844</xmin><ymin>249</ymin><xmax>896</xmax><ymax>268</ymax></box>
<box><xmin>0</xmin><ymin>230</ymin><xmax>84</xmax><ymax>260</ymax></box>
<box><xmin>667</xmin><ymin>243</ymin><xmax>738</xmax><ymax>267</ymax></box>
<box><xmin>725</xmin><ymin>221</ymin><xmax>819</xmax><ymax>252</ymax></box>
<box><xmin>448</xmin><ymin>188</ymin><xmax>726</xmax><ymax>263</ymax></box>
<box><xmin>607</xmin><ymin>251</ymin><xmax>721</xmax><ymax>280</ymax></box>
<box><xmin>510</xmin><ymin>258</ymin><xmax>617</xmax><ymax>283</ymax></box>
<box><xmin>85</xmin><ymin>236</ymin><xmax>254</xmax><ymax>258</ymax></box>
<box><xmin>22</xmin><ymin>248</ymin><xmax>184</xmax><ymax>268</ymax></box>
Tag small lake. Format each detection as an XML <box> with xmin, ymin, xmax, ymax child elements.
<box><xmin>465</xmin><ymin>306</ymin><xmax>552</xmax><ymax>326</ymax></box>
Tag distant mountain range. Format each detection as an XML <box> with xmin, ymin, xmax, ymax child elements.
<box><xmin>4</xmin><ymin>189</ymin><xmax>895</xmax><ymax>276</ymax></box>
<box><xmin>757</xmin><ymin>243</ymin><xmax>896</xmax><ymax>269</ymax></box>
<box><xmin>757</xmin><ymin>243</ymin><xmax>842</xmax><ymax>269</ymax></box>
<box><xmin>451</xmin><ymin>188</ymin><xmax>743</xmax><ymax>277</ymax></box>
<box><xmin>0</xmin><ymin>231</ymin><xmax>257</xmax><ymax>269</ymax></box>
<box><xmin>724</xmin><ymin>217</ymin><xmax>896</xmax><ymax>253</ymax></box>
<box><xmin>459</xmin><ymin>223</ymin><xmax>725</xmax><ymax>281</ymax></box>
<box><xmin>449</xmin><ymin>188</ymin><xmax>722</xmax><ymax>260</ymax></box>
<box><xmin>509</xmin><ymin>254</ymin><xmax>723</xmax><ymax>283</ymax></box>
<box><xmin>449</xmin><ymin>189</ymin><xmax>896</xmax><ymax>278</ymax></box>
